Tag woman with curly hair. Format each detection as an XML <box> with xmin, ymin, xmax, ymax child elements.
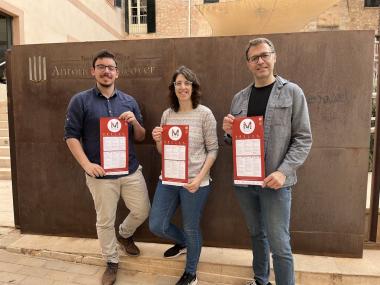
<box><xmin>149</xmin><ymin>66</ymin><xmax>218</xmax><ymax>285</ymax></box>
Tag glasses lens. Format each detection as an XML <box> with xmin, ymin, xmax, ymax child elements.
<box><xmin>96</xmin><ymin>65</ymin><xmax>116</xmax><ymax>71</ymax></box>
<box><xmin>174</xmin><ymin>81</ymin><xmax>192</xmax><ymax>87</ymax></box>
<box><xmin>261</xmin><ymin>53</ymin><xmax>271</xmax><ymax>60</ymax></box>
<box><xmin>249</xmin><ymin>52</ymin><xmax>272</xmax><ymax>63</ymax></box>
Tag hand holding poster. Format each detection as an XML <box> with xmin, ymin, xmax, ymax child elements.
<box><xmin>100</xmin><ymin>117</ymin><xmax>129</xmax><ymax>175</ymax></box>
<box><xmin>162</xmin><ymin>125</ymin><xmax>189</xmax><ymax>185</ymax></box>
<box><xmin>232</xmin><ymin>116</ymin><xmax>265</xmax><ymax>185</ymax></box>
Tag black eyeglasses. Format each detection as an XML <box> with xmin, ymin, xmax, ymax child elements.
<box><xmin>95</xmin><ymin>64</ymin><xmax>118</xmax><ymax>72</ymax></box>
<box><xmin>247</xmin><ymin>52</ymin><xmax>274</xmax><ymax>64</ymax></box>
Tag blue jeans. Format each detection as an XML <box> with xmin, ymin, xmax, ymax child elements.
<box><xmin>235</xmin><ymin>185</ymin><xmax>295</xmax><ymax>285</ymax></box>
<box><xmin>149</xmin><ymin>180</ymin><xmax>211</xmax><ymax>274</ymax></box>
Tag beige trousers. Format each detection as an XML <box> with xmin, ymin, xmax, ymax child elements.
<box><xmin>86</xmin><ymin>166</ymin><xmax>150</xmax><ymax>263</ymax></box>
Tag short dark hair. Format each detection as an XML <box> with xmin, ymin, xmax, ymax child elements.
<box><xmin>245</xmin><ymin>38</ymin><xmax>276</xmax><ymax>61</ymax></box>
<box><xmin>92</xmin><ymin>49</ymin><xmax>117</xmax><ymax>68</ymax></box>
<box><xmin>169</xmin><ymin>66</ymin><xmax>201</xmax><ymax>112</ymax></box>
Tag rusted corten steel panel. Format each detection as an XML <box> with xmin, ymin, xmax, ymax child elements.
<box><xmin>7</xmin><ymin>31</ymin><xmax>373</xmax><ymax>257</ymax></box>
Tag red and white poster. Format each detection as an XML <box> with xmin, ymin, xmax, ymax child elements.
<box><xmin>100</xmin><ymin>117</ymin><xmax>129</xmax><ymax>175</ymax></box>
<box><xmin>161</xmin><ymin>125</ymin><xmax>189</xmax><ymax>186</ymax></box>
<box><xmin>232</xmin><ymin>116</ymin><xmax>265</xmax><ymax>185</ymax></box>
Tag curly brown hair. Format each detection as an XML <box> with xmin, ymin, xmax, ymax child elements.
<box><xmin>169</xmin><ymin>66</ymin><xmax>201</xmax><ymax>112</ymax></box>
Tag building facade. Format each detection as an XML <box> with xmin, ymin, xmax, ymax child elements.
<box><xmin>0</xmin><ymin>0</ymin><xmax>376</xmax><ymax>81</ymax></box>
<box><xmin>0</xmin><ymin>0</ymin><xmax>378</xmax><ymax>47</ymax></box>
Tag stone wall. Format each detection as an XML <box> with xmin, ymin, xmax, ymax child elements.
<box><xmin>150</xmin><ymin>0</ymin><xmax>380</xmax><ymax>38</ymax></box>
<box><xmin>152</xmin><ymin>0</ymin><xmax>379</xmax><ymax>38</ymax></box>
<box><xmin>302</xmin><ymin>0</ymin><xmax>379</xmax><ymax>34</ymax></box>
<box><xmin>155</xmin><ymin>0</ymin><xmax>213</xmax><ymax>38</ymax></box>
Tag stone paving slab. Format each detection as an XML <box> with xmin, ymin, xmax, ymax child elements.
<box><xmin>0</xmin><ymin>180</ymin><xmax>13</xmax><ymax>227</ymax></box>
<box><xmin>2</xmin><ymin>228</ymin><xmax>380</xmax><ymax>284</ymax></box>
<box><xmin>0</xmin><ymin>249</ymin><xmax>225</xmax><ymax>285</ymax></box>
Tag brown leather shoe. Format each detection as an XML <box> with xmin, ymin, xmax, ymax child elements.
<box><xmin>117</xmin><ymin>235</ymin><xmax>140</xmax><ymax>257</ymax></box>
<box><xmin>102</xmin><ymin>262</ymin><xmax>118</xmax><ymax>285</ymax></box>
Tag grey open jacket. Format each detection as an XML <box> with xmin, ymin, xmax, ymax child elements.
<box><xmin>224</xmin><ymin>76</ymin><xmax>312</xmax><ymax>187</ymax></box>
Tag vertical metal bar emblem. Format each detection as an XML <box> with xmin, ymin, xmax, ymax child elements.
<box><xmin>28</xmin><ymin>56</ymin><xmax>47</xmax><ymax>82</ymax></box>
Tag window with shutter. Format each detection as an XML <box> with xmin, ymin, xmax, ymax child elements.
<box><xmin>128</xmin><ymin>0</ymin><xmax>148</xmax><ymax>34</ymax></box>
<box><xmin>364</xmin><ymin>0</ymin><xmax>380</xmax><ymax>7</ymax></box>
<box><xmin>147</xmin><ymin>0</ymin><xmax>156</xmax><ymax>33</ymax></box>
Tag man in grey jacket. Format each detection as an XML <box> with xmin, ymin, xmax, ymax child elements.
<box><xmin>222</xmin><ymin>38</ymin><xmax>312</xmax><ymax>285</ymax></box>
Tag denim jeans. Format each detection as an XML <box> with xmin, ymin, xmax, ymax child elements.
<box><xmin>149</xmin><ymin>180</ymin><xmax>211</xmax><ymax>274</ymax></box>
<box><xmin>235</xmin><ymin>185</ymin><xmax>295</xmax><ymax>285</ymax></box>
